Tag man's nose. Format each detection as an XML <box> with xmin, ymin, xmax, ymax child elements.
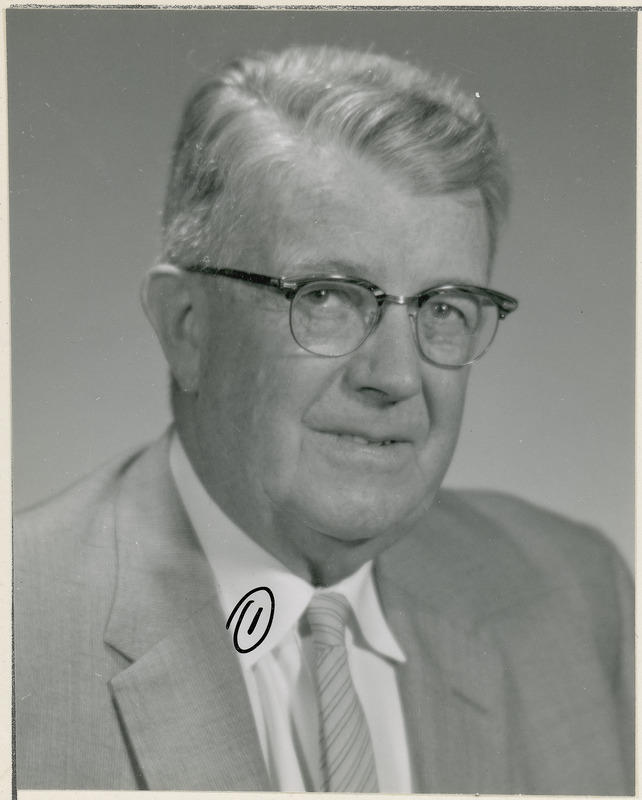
<box><xmin>344</xmin><ymin>302</ymin><xmax>424</xmax><ymax>403</ymax></box>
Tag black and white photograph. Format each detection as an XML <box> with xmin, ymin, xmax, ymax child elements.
<box><xmin>10</xmin><ymin>8</ymin><xmax>635</xmax><ymax>794</ymax></box>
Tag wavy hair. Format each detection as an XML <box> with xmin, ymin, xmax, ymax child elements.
<box><xmin>162</xmin><ymin>46</ymin><xmax>510</xmax><ymax>266</ymax></box>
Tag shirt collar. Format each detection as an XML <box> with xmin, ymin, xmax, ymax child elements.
<box><xmin>169</xmin><ymin>432</ymin><xmax>405</xmax><ymax>667</ymax></box>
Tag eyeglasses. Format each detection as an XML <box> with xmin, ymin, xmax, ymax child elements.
<box><xmin>184</xmin><ymin>265</ymin><xmax>518</xmax><ymax>368</ymax></box>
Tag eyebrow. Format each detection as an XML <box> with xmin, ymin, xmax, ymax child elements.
<box><xmin>285</xmin><ymin>259</ymin><xmax>463</xmax><ymax>293</ymax></box>
<box><xmin>286</xmin><ymin>259</ymin><xmax>368</xmax><ymax>279</ymax></box>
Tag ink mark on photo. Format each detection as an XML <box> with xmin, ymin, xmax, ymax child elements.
<box><xmin>226</xmin><ymin>586</ymin><xmax>275</xmax><ymax>653</ymax></box>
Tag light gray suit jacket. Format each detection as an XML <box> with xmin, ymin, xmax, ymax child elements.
<box><xmin>14</xmin><ymin>434</ymin><xmax>634</xmax><ymax>793</ymax></box>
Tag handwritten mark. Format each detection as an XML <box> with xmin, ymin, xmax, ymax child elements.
<box><xmin>226</xmin><ymin>586</ymin><xmax>275</xmax><ymax>654</ymax></box>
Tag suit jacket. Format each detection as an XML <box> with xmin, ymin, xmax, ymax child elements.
<box><xmin>14</xmin><ymin>433</ymin><xmax>634</xmax><ymax>793</ymax></box>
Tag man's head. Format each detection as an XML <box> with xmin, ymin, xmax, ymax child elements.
<box><xmin>143</xmin><ymin>46</ymin><xmax>512</xmax><ymax>585</ymax></box>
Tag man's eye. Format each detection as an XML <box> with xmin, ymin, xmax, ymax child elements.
<box><xmin>428</xmin><ymin>301</ymin><xmax>464</xmax><ymax>321</ymax></box>
<box><xmin>305</xmin><ymin>288</ymin><xmax>352</xmax><ymax>308</ymax></box>
<box><xmin>307</xmin><ymin>288</ymin><xmax>332</xmax><ymax>303</ymax></box>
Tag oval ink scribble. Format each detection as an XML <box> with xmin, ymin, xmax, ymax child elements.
<box><xmin>225</xmin><ymin>586</ymin><xmax>275</xmax><ymax>653</ymax></box>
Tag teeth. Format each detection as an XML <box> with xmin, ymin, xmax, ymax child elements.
<box><xmin>338</xmin><ymin>434</ymin><xmax>395</xmax><ymax>446</ymax></box>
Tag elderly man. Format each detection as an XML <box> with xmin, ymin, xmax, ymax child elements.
<box><xmin>15</xmin><ymin>47</ymin><xmax>633</xmax><ymax>794</ymax></box>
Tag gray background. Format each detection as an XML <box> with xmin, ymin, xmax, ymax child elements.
<box><xmin>9</xmin><ymin>9</ymin><xmax>635</xmax><ymax>566</ymax></box>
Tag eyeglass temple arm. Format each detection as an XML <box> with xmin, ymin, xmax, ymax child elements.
<box><xmin>484</xmin><ymin>288</ymin><xmax>518</xmax><ymax>316</ymax></box>
<box><xmin>447</xmin><ymin>285</ymin><xmax>518</xmax><ymax>317</ymax></box>
<box><xmin>184</xmin><ymin>265</ymin><xmax>301</xmax><ymax>297</ymax></box>
<box><xmin>184</xmin><ymin>265</ymin><xmax>279</xmax><ymax>287</ymax></box>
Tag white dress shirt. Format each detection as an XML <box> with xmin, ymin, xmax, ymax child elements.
<box><xmin>170</xmin><ymin>433</ymin><xmax>414</xmax><ymax>792</ymax></box>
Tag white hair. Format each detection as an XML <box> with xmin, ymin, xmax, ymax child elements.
<box><xmin>162</xmin><ymin>45</ymin><xmax>510</xmax><ymax>266</ymax></box>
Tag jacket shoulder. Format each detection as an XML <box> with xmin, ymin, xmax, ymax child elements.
<box><xmin>383</xmin><ymin>487</ymin><xmax>631</xmax><ymax>633</ymax></box>
<box><xmin>15</xmin><ymin>446</ymin><xmax>145</xmax><ymax>537</ymax></box>
<box><xmin>431</xmin><ymin>490</ymin><xmax>634</xmax><ymax>793</ymax></box>
<box><xmin>439</xmin><ymin>487</ymin><xmax>627</xmax><ymax>581</ymax></box>
<box><xmin>14</xmin><ymin>443</ymin><xmax>153</xmax><ymax>636</ymax></box>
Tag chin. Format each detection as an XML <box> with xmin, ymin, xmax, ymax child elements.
<box><xmin>296</xmin><ymin>490</ymin><xmax>427</xmax><ymax>544</ymax></box>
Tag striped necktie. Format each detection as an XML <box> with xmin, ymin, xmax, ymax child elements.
<box><xmin>307</xmin><ymin>592</ymin><xmax>379</xmax><ymax>792</ymax></box>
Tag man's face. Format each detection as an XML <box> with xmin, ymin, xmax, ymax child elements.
<box><xmin>187</xmin><ymin>148</ymin><xmax>490</xmax><ymax>582</ymax></box>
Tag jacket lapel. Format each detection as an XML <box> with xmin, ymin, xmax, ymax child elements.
<box><xmin>377</xmin><ymin>493</ymin><xmax>513</xmax><ymax>794</ymax></box>
<box><xmin>104</xmin><ymin>434</ymin><xmax>269</xmax><ymax>790</ymax></box>
<box><xmin>380</xmin><ymin>580</ymin><xmax>509</xmax><ymax>793</ymax></box>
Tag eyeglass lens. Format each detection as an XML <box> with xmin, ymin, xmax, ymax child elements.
<box><xmin>289</xmin><ymin>281</ymin><xmax>500</xmax><ymax>366</ymax></box>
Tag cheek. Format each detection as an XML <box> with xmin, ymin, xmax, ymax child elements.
<box><xmin>198</xmin><ymin>294</ymin><xmax>289</xmax><ymax>418</ymax></box>
<box><xmin>418</xmin><ymin>369</ymin><xmax>469</xmax><ymax>462</ymax></box>
<box><xmin>422</xmin><ymin>371</ymin><xmax>473</xmax><ymax>482</ymax></box>
<box><xmin>201</xmin><ymin>341</ymin><xmax>330</xmax><ymax>486</ymax></box>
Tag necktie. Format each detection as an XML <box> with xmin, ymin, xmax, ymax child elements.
<box><xmin>307</xmin><ymin>592</ymin><xmax>379</xmax><ymax>792</ymax></box>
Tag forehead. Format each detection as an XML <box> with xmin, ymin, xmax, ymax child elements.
<box><xmin>227</xmin><ymin>147</ymin><xmax>490</xmax><ymax>287</ymax></box>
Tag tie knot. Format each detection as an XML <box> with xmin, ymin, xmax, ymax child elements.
<box><xmin>307</xmin><ymin>592</ymin><xmax>350</xmax><ymax>648</ymax></box>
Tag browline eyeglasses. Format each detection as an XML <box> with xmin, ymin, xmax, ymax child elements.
<box><xmin>184</xmin><ymin>265</ymin><xmax>518</xmax><ymax>368</ymax></box>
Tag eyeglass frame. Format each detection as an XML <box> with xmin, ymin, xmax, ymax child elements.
<box><xmin>183</xmin><ymin>264</ymin><xmax>519</xmax><ymax>368</ymax></box>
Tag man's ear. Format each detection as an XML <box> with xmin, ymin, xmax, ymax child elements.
<box><xmin>141</xmin><ymin>264</ymin><xmax>202</xmax><ymax>393</ymax></box>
